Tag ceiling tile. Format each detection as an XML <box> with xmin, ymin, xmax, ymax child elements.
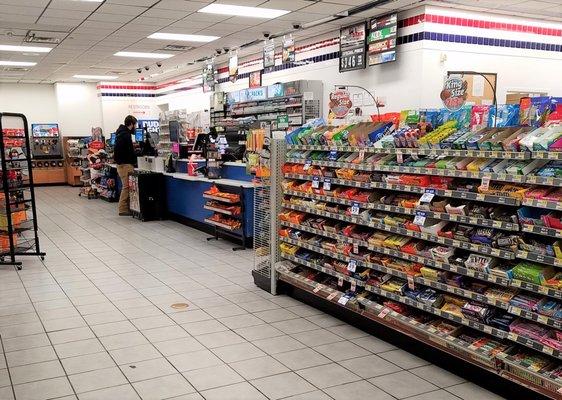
<box><xmin>48</xmin><ymin>0</ymin><xmax>100</xmax><ymax>11</ymax></box>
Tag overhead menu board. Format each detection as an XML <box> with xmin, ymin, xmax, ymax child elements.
<box><xmin>368</xmin><ymin>13</ymin><xmax>397</xmax><ymax>66</ymax></box>
<box><xmin>339</xmin><ymin>22</ymin><xmax>367</xmax><ymax>72</ymax></box>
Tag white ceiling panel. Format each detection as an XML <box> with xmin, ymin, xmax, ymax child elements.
<box><xmin>133</xmin><ymin>16</ymin><xmax>178</xmax><ymax>27</ymax></box>
<box><xmin>88</xmin><ymin>13</ymin><xmax>134</xmax><ymax>23</ymax></box>
<box><xmin>105</xmin><ymin>0</ymin><xmax>159</xmax><ymax>6</ymax></box>
<box><xmin>48</xmin><ymin>0</ymin><xmax>101</xmax><ymax>11</ymax></box>
<box><xmin>154</xmin><ymin>0</ymin><xmax>212</xmax><ymax>12</ymax></box>
<box><xmin>36</xmin><ymin>17</ymin><xmax>83</xmax><ymax>28</ymax></box>
<box><xmin>258</xmin><ymin>0</ymin><xmax>312</xmax><ymax>11</ymax></box>
<box><xmin>0</xmin><ymin>4</ymin><xmax>44</xmax><ymax>16</ymax></box>
<box><xmin>96</xmin><ymin>3</ymin><xmax>149</xmax><ymax>15</ymax></box>
<box><xmin>0</xmin><ymin>15</ymin><xmax>37</xmax><ymax>24</ymax></box>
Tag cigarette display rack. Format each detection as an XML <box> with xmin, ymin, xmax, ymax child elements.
<box><xmin>276</xmin><ymin>121</ymin><xmax>562</xmax><ymax>399</ymax></box>
<box><xmin>0</xmin><ymin>113</ymin><xmax>45</xmax><ymax>268</ymax></box>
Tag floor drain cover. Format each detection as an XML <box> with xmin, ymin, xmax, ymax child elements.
<box><xmin>171</xmin><ymin>303</ymin><xmax>189</xmax><ymax>309</ymax></box>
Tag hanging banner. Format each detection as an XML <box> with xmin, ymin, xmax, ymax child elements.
<box><xmin>339</xmin><ymin>22</ymin><xmax>367</xmax><ymax>72</ymax></box>
<box><xmin>329</xmin><ymin>88</ymin><xmax>352</xmax><ymax>118</ymax></box>
<box><xmin>202</xmin><ymin>62</ymin><xmax>215</xmax><ymax>93</ymax></box>
<box><xmin>263</xmin><ymin>39</ymin><xmax>275</xmax><ymax>69</ymax></box>
<box><xmin>228</xmin><ymin>53</ymin><xmax>238</xmax><ymax>83</ymax></box>
<box><xmin>249</xmin><ymin>70</ymin><xmax>262</xmax><ymax>88</ymax></box>
<box><xmin>282</xmin><ymin>36</ymin><xmax>295</xmax><ymax>63</ymax></box>
<box><xmin>440</xmin><ymin>77</ymin><xmax>468</xmax><ymax>111</ymax></box>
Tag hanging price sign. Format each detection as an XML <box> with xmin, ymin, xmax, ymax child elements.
<box><xmin>358</xmin><ymin>149</ymin><xmax>365</xmax><ymax>162</ymax></box>
<box><xmin>337</xmin><ymin>277</ymin><xmax>344</xmax><ymax>286</ymax></box>
<box><xmin>351</xmin><ymin>202</ymin><xmax>360</xmax><ymax>215</ymax></box>
<box><xmin>481</xmin><ymin>174</ymin><xmax>491</xmax><ymax>191</ymax></box>
<box><xmin>347</xmin><ymin>259</ymin><xmax>357</xmax><ymax>272</ymax></box>
<box><xmin>338</xmin><ymin>295</ymin><xmax>350</xmax><ymax>305</ymax></box>
<box><xmin>323</xmin><ymin>178</ymin><xmax>332</xmax><ymax>191</ymax></box>
<box><xmin>350</xmin><ymin>281</ymin><xmax>357</xmax><ymax>292</ymax></box>
<box><xmin>419</xmin><ymin>190</ymin><xmax>435</xmax><ymax>203</ymax></box>
<box><xmin>303</xmin><ymin>160</ymin><xmax>312</xmax><ymax>170</ymax></box>
<box><xmin>407</xmin><ymin>275</ymin><xmax>415</xmax><ymax>290</ymax></box>
<box><xmin>397</xmin><ymin>153</ymin><xmax>403</xmax><ymax>164</ymax></box>
<box><xmin>353</xmin><ymin>242</ymin><xmax>359</xmax><ymax>254</ymax></box>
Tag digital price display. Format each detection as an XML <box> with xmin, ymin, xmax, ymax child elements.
<box><xmin>339</xmin><ymin>22</ymin><xmax>367</xmax><ymax>72</ymax></box>
<box><xmin>368</xmin><ymin>13</ymin><xmax>398</xmax><ymax>66</ymax></box>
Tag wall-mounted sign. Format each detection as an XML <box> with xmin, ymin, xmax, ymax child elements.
<box><xmin>277</xmin><ymin>115</ymin><xmax>289</xmax><ymax>129</ymax></box>
<box><xmin>368</xmin><ymin>13</ymin><xmax>397</xmax><ymax>66</ymax></box>
<box><xmin>229</xmin><ymin>53</ymin><xmax>238</xmax><ymax>83</ymax></box>
<box><xmin>202</xmin><ymin>63</ymin><xmax>215</xmax><ymax>93</ymax></box>
<box><xmin>282</xmin><ymin>36</ymin><xmax>295</xmax><ymax>63</ymax></box>
<box><xmin>263</xmin><ymin>39</ymin><xmax>275</xmax><ymax>69</ymax></box>
<box><xmin>249</xmin><ymin>70</ymin><xmax>262</xmax><ymax>88</ymax></box>
<box><xmin>329</xmin><ymin>89</ymin><xmax>352</xmax><ymax>118</ymax></box>
<box><xmin>31</xmin><ymin>123</ymin><xmax>59</xmax><ymax>137</ymax></box>
<box><xmin>247</xmin><ymin>87</ymin><xmax>267</xmax><ymax>101</ymax></box>
<box><xmin>268</xmin><ymin>83</ymin><xmax>284</xmax><ymax>98</ymax></box>
<box><xmin>441</xmin><ymin>77</ymin><xmax>468</xmax><ymax>111</ymax></box>
<box><xmin>339</xmin><ymin>22</ymin><xmax>367</xmax><ymax>72</ymax></box>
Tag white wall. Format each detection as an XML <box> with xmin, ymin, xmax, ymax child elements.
<box><xmin>55</xmin><ymin>83</ymin><xmax>103</xmax><ymax>136</ymax></box>
<box><xmin>0</xmin><ymin>83</ymin><xmax>58</xmax><ymax>126</ymax></box>
<box><xmin>101</xmin><ymin>97</ymin><xmax>160</xmax><ymax>135</ymax></box>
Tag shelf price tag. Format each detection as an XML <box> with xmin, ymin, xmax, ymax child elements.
<box><xmin>327</xmin><ymin>292</ymin><xmax>338</xmax><ymax>301</ymax></box>
<box><xmin>352</xmin><ymin>242</ymin><xmax>359</xmax><ymax>254</ymax></box>
<box><xmin>337</xmin><ymin>277</ymin><xmax>344</xmax><ymax>286</ymax></box>
<box><xmin>413</xmin><ymin>211</ymin><xmax>427</xmax><ymax>226</ymax></box>
<box><xmin>323</xmin><ymin>178</ymin><xmax>331</xmax><ymax>191</ymax></box>
<box><xmin>303</xmin><ymin>160</ymin><xmax>312</xmax><ymax>170</ymax></box>
<box><xmin>313</xmin><ymin>284</ymin><xmax>323</xmax><ymax>293</ymax></box>
<box><xmin>347</xmin><ymin>259</ymin><xmax>357</xmax><ymax>272</ymax></box>
<box><xmin>338</xmin><ymin>295</ymin><xmax>350</xmax><ymax>305</ymax></box>
<box><xmin>351</xmin><ymin>202</ymin><xmax>360</xmax><ymax>215</ymax></box>
<box><xmin>377</xmin><ymin>308</ymin><xmax>390</xmax><ymax>319</ymax></box>
<box><xmin>328</xmin><ymin>150</ymin><xmax>338</xmax><ymax>161</ymax></box>
<box><xmin>397</xmin><ymin>153</ymin><xmax>403</xmax><ymax>164</ymax></box>
<box><xmin>312</xmin><ymin>176</ymin><xmax>320</xmax><ymax>189</ymax></box>
<box><xmin>419</xmin><ymin>189</ymin><xmax>435</xmax><ymax>203</ymax></box>
<box><xmin>480</xmin><ymin>174</ymin><xmax>491</xmax><ymax>191</ymax></box>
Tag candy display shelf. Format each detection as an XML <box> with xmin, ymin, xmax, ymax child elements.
<box><xmin>275</xmin><ymin>123</ymin><xmax>562</xmax><ymax>398</ymax></box>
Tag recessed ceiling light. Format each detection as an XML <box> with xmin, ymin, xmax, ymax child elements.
<box><xmin>114</xmin><ymin>51</ymin><xmax>174</xmax><ymax>59</ymax></box>
<box><xmin>0</xmin><ymin>45</ymin><xmax>52</xmax><ymax>53</ymax></box>
<box><xmin>73</xmin><ymin>74</ymin><xmax>118</xmax><ymax>80</ymax></box>
<box><xmin>0</xmin><ymin>61</ymin><xmax>37</xmax><ymax>66</ymax></box>
<box><xmin>198</xmin><ymin>4</ymin><xmax>289</xmax><ymax>19</ymax></box>
<box><xmin>148</xmin><ymin>33</ymin><xmax>220</xmax><ymax>43</ymax></box>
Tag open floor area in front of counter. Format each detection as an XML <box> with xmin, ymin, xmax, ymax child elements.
<box><xmin>0</xmin><ymin>186</ymin><xmax>505</xmax><ymax>400</ymax></box>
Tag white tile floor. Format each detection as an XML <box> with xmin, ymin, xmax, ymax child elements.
<box><xmin>0</xmin><ymin>186</ymin><xmax>507</xmax><ymax>400</ymax></box>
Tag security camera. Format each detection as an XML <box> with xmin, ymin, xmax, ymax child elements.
<box><xmin>292</xmin><ymin>23</ymin><xmax>302</xmax><ymax>29</ymax></box>
<box><xmin>137</xmin><ymin>68</ymin><xmax>142</xmax><ymax>73</ymax></box>
<box><xmin>223</xmin><ymin>47</ymin><xmax>230</xmax><ymax>53</ymax></box>
<box><xmin>215</xmin><ymin>49</ymin><xmax>223</xmax><ymax>55</ymax></box>
<box><xmin>144</xmin><ymin>66</ymin><xmax>149</xmax><ymax>71</ymax></box>
<box><xmin>263</xmin><ymin>32</ymin><xmax>270</xmax><ymax>38</ymax></box>
<box><xmin>156</xmin><ymin>62</ymin><xmax>162</xmax><ymax>68</ymax></box>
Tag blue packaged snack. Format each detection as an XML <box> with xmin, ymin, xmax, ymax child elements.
<box><xmin>489</xmin><ymin>104</ymin><xmax>520</xmax><ymax>127</ymax></box>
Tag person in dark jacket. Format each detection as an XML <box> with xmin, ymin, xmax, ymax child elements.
<box><xmin>114</xmin><ymin>115</ymin><xmax>137</xmax><ymax>215</ymax></box>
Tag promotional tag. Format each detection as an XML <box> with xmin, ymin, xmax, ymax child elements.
<box><xmin>313</xmin><ymin>284</ymin><xmax>323</xmax><ymax>293</ymax></box>
<box><xmin>337</xmin><ymin>277</ymin><xmax>344</xmax><ymax>286</ymax></box>
<box><xmin>407</xmin><ymin>275</ymin><xmax>415</xmax><ymax>290</ymax></box>
<box><xmin>481</xmin><ymin>174</ymin><xmax>491</xmax><ymax>191</ymax></box>
<box><xmin>378</xmin><ymin>308</ymin><xmax>390</xmax><ymax>318</ymax></box>
<box><xmin>303</xmin><ymin>160</ymin><xmax>312</xmax><ymax>170</ymax></box>
<box><xmin>323</xmin><ymin>178</ymin><xmax>332</xmax><ymax>191</ymax></box>
<box><xmin>413</xmin><ymin>211</ymin><xmax>427</xmax><ymax>226</ymax></box>
<box><xmin>358</xmin><ymin>149</ymin><xmax>365</xmax><ymax>162</ymax></box>
<box><xmin>351</xmin><ymin>202</ymin><xmax>360</xmax><ymax>215</ymax></box>
<box><xmin>327</xmin><ymin>292</ymin><xmax>338</xmax><ymax>301</ymax></box>
<box><xmin>350</xmin><ymin>280</ymin><xmax>357</xmax><ymax>292</ymax></box>
<box><xmin>397</xmin><ymin>153</ymin><xmax>403</xmax><ymax>164</ymax></box>
<box><xmin>347</xmin><ymin>259</ymin><xmax>357</xmax><ymax>272</ymax></box>
<box><xmin>329</xmin><ymin>150</ymin><xmax>338</xmax><ymax>160</ymax></box>
<box><xmin>338</xmin><ymin>295</ymin><xmax>350</xmax><ymax>305</ymax></box>
<box><xmin>353</xmin><ymin>242</ymin><xmax>359</xmax><ymax>254</ymax></box>
<box><xmin>419</xmin><ymin>191</ymin><xmax>435</xmax><ymax>203</ymax></box>
<box><xmin>312</xmin><ymin>176</ymin><xmax>320</xmax><ymax>188</ymax></box>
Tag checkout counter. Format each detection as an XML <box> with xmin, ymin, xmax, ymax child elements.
<box><xmin>138</xmin><ymin>156</ymin><xmax>254</xmax><ymax>246</ymax></box>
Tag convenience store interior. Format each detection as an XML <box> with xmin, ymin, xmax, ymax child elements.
<box><xmin>1</xmin><ymin>0</ymin><xmax>562</xmax><ymax>399</ymax></box>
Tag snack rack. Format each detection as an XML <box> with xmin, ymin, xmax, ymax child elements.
<box><xmin>203</xmin><ymin>184</ymin><xmax>246</xmax><ymax>251</ymax></box>
<box><xmin>0</xmin><ymin>113</ymin><xmax>45</xmax><ymax>268</ymax></box>
<box><xmin>271</xmin><ymin>121</ymin><xmax>562</xmax><ymax>399</ymax></box>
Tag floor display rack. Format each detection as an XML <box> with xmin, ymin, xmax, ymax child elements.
<box><xmin>261</xmin><ymin>119</ymin><xmax>562</xmax><ymax>398</ymax></box>
<box><xmin>204</xmin><ymin>184</ymin><xmax>246</xmax><ymax>250</ymax></box>
<box><xmin>0</xmin><ymin>113</ymin><xmax>45</xmax><ymax>268</ymax></box>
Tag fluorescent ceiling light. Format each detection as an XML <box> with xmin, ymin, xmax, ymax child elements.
<box><xmin>0</xmin><ymin>61</ymin><xmax>37</xmax><ymax>66</ymax></box>
<box><xmin>74</xmin><ymin>74</ymin><xmax>118</xmax><ymax>80</ymax></box>
<box><xmin>148</xmin><ymin>32</ymin><xmax>220</xmax><ymax>43</ymax></box>
<box><xmin>114</xmin><ymin>51</ymin><xmax>174</xmax><ymax>59</ymax></box>
<box><xmin>198</xmin><ymin>4</ymin><xmax>289</xmax><ymax>19</ymax></box>
<box><xmin>0</xmin><ymin>45</ymin><xmax>52</xmax><ymax>53</ymax></box>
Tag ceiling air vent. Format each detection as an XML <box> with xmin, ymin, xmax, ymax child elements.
<box><xmin>161</xmin><ymin>44</ymin><xmax>194</xmax><ymax>52</ymax></box>
<box><xmin>24</xmin><ymin>32</ymin><xmax>61</xmax><ymax>44</ymax></box>
<box><xmin>2</xmin><ymin>67</ymin><xmax>29</xmax><ymax>72</ymax></box>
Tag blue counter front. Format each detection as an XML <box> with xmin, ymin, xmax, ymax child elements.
<box><xmin>164</xmin><ymin>163</ymin><xmax>254</xmax><ymax>239</ymax></box>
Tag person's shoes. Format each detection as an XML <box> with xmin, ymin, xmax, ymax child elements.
<box><xmin>119</xmin><ymin>211</ymin><xmax>132</xmax><ymax>216</ymax></box>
